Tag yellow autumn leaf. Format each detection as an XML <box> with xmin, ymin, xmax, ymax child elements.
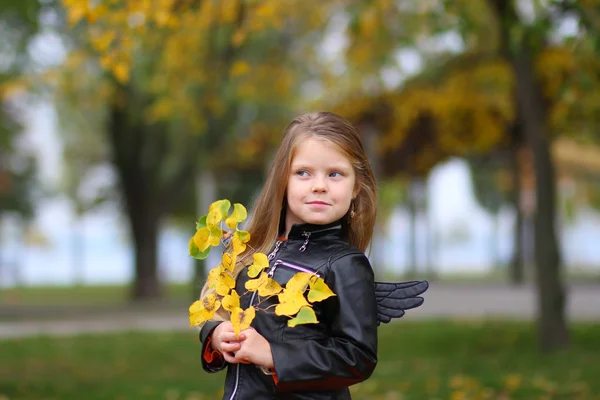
<box><xmin>90</xmin><ymin>30</ymin><xmax>116</xmax><ymax>53</ymax></box>
<box><xmin>247</xmin><ymin>253</ymin><xmax>269</xmax><ymax>278</ymax></box>
<box><xmin>189</xmin><ymin>294</ymin><xmax>221</xmax><ymax>326</ymax></box>
<box><xmin>64</xmin><ymin>0</ymin><xmax>88</xmax><ymax>27</ymax></box>
<box><xmin>286</xmin><ymin>272</ymin><xmax>312</xmax><ymax>292</ymax></box>
<box><xmin>207</xmin><ymin>199</ymin><xmax>231</xmax><ymax>226</ymax></box>
<box><xmin>225</xmin><ymin>203</ymin><xmax>248</xmax><ymax>229</ymax></box>
<box><xmin>245</xmin><ymin>272</ymin><xmax>282</xmax><ymax>297</ymax></box>
<box><xmin>189</xmin><ymin>236</ymin><xmax>211</xmax><ymax>259</ymax></box>
<box><xmin>232</xmin><ymin>230</ymin><xmax>250</xmax><ymax>255</ymax></box>
<box><xmin>230</xmin><ymin>60</ymin><xmax>250</xmax><ymax>79</ymax></box>
<box><xmin>207</xmin><ymin>267</ymin><xmax>236</xmax><ymax>296</ymax></box>
<box><xmin>231</xmin><ymin>306</ymin><xmax>256</xmax><ymax>337</ymax></box>
<box><xmin>192</xmin><ymin>227</ymin><xmax>212</xmax><ymax>252</ymax></box>
<box><xmin>112</xmin><ymin>62</ymin><xmax>129</xmax><ymax>83</ymax></box>
<box><xmin>231</xmin><ymin>28</ymin><xmax>247</xmax><ymax>47</ymax></box>
<box><xmin>287</xmin><ymin>306</ymin><xmax>318</xmax><ymax>327</ymax></box>
<box><xmin>308</xmin><ymin>276</ymin><xmax>336</xmax><ymax>303</ymax></box>
<box><xmin>275</xmin><ymin>289</ymin><xmax>309</xmax><ymax>316</ymax></box>
<box><xmin>222</xmin><ymin>290</ymin><xmax>240</xmax><ymax>312</ymax></box>
<box><xmin>222</xmin><ymin>252</ymin><xmax>236</xmax><ymax>273</ymax></box>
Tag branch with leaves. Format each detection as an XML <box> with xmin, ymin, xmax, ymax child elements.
<box><xmin>188</xmin><ymin>199</ymin><xmax>335</xmax><ymax>336</ymax></box>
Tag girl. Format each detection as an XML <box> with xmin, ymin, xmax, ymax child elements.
<box><xmin>198</xmin><ymin>111</ymin><xmax>396</xmax><ymax>399</ymax></box>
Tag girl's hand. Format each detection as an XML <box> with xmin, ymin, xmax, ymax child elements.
<box><xmin>210</xmin><ymin>321</ymin><xmax>245</xmax><ymax>363</ymax></box>
<box><xmin>233</xmin><ymin>327</ymin><xmax>274</xmax><ymax>369</ymax></box>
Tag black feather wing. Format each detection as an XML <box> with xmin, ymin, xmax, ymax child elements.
<box><xmin>374</xmin><ymin>280</ymin><xmax>429</xmax><ymax>325</ymax></box>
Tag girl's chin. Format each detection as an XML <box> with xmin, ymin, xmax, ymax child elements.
<box><xmin>302</xmin><ymin>216</ymin><xmax>337</xmax><ymax>225</ymax></box>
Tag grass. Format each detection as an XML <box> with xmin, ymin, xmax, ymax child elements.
<box><xmin>1</xmin><ymin>320</ymin><xmax>600</xmax><ymax>400</ymax></box>
<box><xmin>0</xmin><ymin>283</ymin><xmax>191</xmax><ymax>306</ymax></box>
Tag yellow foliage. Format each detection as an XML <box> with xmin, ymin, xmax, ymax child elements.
<box><xmin>231</xmin><ymin>28</ymin><xmax>247</xmax><ymax>47</ymax></box>
<box><xmin>221</xmin><ymin>252</ymin><xmax>236</xmax><ymax>273</ymax></box>
<box><xmin>189</xmin><ymin>294</ymin><xmax>221</xmax><ymax>326</ymax></box>
<box><xmin>285</xmin><ymin>272</ymin><xmax>312</xmax><ymax>292</ymax></box>
<box><xmin>192</xmin><ymin>226</ymin><xmax>221</xmax><ymax>252</ymax></box>
<box><xmin>207</xmin><ymin>267</ymin><xmax>236</xmax><ymax>296</ymax></box>
<box><xmin>222</xmin><ymin>290</ymin><xmax>240</xmax><ymax>312</ymax></box>
<box><xmin>247</xmin><ymin>253</ymin><xmax>269</xmax><ymax>278</ymax></box>
<box><xmin>231</xmin><ymin>306</ymin><xmax>256</xmax><ymax>337</ymax></box>
<box><xmin>230</xmin><ymin>60</ymin><xmax>250</xmax><ymax>78</ymax></box>
<box><xmin>276</xmin><ymin>289</ymin><xmax>309</xmax><ymax>316</ymax></box>
<box><xmin>245</xmin><ymin>272</ymin><xmax>282</xmax><ymax>297</ymax></box>
<box><xmin>62</xmin><ymin>0</ymin><xmax>89</xmax><ymax>27</ymax></box>
<box><xmin>308</xmin><ymin>276</ymin><xmax>336</xmax><ymax>303</ymax></box>
<box><xmin>112</xmin><ymin>62</ymin><xmax>130</xmax><ymax>84</ymax></box>
<box><xmin>225</xmin><ymin>203</ymin><xmax>248</xmax><ymax>229</ymax></box>
<box><xmin>231</xmin><ymin>230</ymin><xmax>250</xmax><ymax>256</ymax></box>
<box><xmin>287</xmin><ymin>306</ymin><xmax>318</xmax><ymax>327</ymax></box>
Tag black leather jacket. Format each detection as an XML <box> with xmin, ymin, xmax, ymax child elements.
<box><xmin>199</xmin><ymin>220</ymin><xmax>378</xmax><ymax>400</ymax></box>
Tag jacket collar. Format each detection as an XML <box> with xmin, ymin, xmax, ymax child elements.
<box><xmin>286</xmin><ymin>219</ymin><xmax>345</xmax><ymax>240</ymax></box>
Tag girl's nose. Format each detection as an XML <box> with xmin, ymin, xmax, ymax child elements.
<box><xmin>312</xmin><ymin>177</ymin><xmax>327</xmax><ymax>193</ymax></box>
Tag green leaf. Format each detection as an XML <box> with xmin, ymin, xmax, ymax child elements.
<box><xmin>307</xmin><ymin>276</ymin><xmax>336</xmax><ymax>303</ymax></box>
<box><xmin>225</xmin><ymin>203</ymin><xmax>248</xmax><ymax>229</ymax></box>
<box><xmin>196</xmin><ymin>215</ymin><xmax>207</xmax><ymax>230</ymax></box>
<box><xmin>247</xmin><ymin>253</ymin><xmax>269</xmax><ymax>278</ymax></box>
<box><xmin>189</xmin><ymin>237</ymin><xmax>211</xmax><ymax>259</ymax></box>
<box><xmin>287</xmin><ymin>306</ymin><xmax>318</xmax><ymax>327</ymax></box>
<box><xmin>234</xmin><ymin>229</ymin><xmax>250</xmax><ymax>242</ymax></box>
<box><xmin>208</xmin><ymin>200</ymin><xmax>231</xmax><ymax>225</ymax></box>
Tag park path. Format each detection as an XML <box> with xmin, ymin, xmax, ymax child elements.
<box><xmin>0</xmin><ymin>283</ymin><xmax>598</xmax><ymax>339</ymax></box>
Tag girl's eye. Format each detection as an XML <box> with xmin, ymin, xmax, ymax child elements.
<box><xmin>296</xmin><ymin>170</ymin><xmax>309</xmax><ymax>177</ymax></box>
<box><xmin>329</xmin><ymin>171</ymin><xmax>342</xmax><ymax>178</ymax></box>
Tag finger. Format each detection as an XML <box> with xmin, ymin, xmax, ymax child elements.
<box><xmin>220</xmin><ymin>333</ymin><xmax>242</xmax><ymax>342</ymax></box>
<box><xmin>235</xmin><ymin>354</ymin><xmax>252</xmax><ymax>364</ymax></box>
<box><xmin>220</xmin><ymin>342</ymin><xmax>241</xmax><ymax>353</ymax></box>
<box><xmin>222</xmin><ymin>352</ymin><xmax>238</xmax><ymax>364</ymax></box>
<box><xmin>239</xmin><ymin>327</ymin><xmax>255</xmax><ymax>335</ymax></box>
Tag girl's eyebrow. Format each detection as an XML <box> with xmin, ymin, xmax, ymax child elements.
<box><xmin>291</xmin><ymin>163</ymin><xmax>352</xmax><ymax>172</ymax></box>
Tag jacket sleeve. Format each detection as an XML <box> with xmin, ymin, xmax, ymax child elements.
<box><xmin>199</xmin><ymin>320</ymin><xmax>227</xmax><ymax>373</ymax></box>
<box><xmin>269</xmin><ymin>252</ymin><xmax>378</xmax><ymax>392</ymax></box>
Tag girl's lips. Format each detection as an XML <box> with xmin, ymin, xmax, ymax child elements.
<box><xmin>307</xmin><ymin>201</ymin><xmax>329</xmax><ymax>205</ymax></box>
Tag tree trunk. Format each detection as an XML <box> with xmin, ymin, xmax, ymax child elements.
<box><xmin>424</xmin><ymin>183</ymin><xmax>437</xmax><ymax>279</ymax></box>
<box><xmin>490</xmin><ymin>210</ymin><xmax>500</xmax><ymax>270</ymax></box>
<box><xmin>192</xmin><ymin>169</ymin><xmax>217</xmax><ymax>300</ymax></box>
<box><xmin>108</xmin><ymin>87</ymin><xmax>195</xmax><ymax>301</ymax></box>
<box><xmin>488</xmin><ymin>0</ymin><xmax>569</xmax><ymax>352</ymax></box>
<box><xmin>509</xmin><ymin>146</ymin><xmax>525</xmax><ymax>284</ymax></box>
<box><xmin>130</xmin><ymin>205</ymin><xmax>162</xmax><ymax>299</ymax></box>
<box><xmin>407</xmin><ymin>177</ymin><xmax>418</xmax><ymax>277</ymax></box>
<box><xmin>513</xmin><ymin>47</ymin><xmax>568</xmax><ymax>351</ymax></box>
<box><xmin>71</xmin><ymin>214</ymin><xmax>85</xmax><ymax>286</ymax></box>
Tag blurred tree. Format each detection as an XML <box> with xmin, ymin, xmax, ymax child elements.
<box><xmin>59</xmin><ymin>111</ymin><xmax>113</xmax><ymax>285</ymax></box>
<box><xmin>0</xmin><ymin>0</ymin><xmax>43</xmax><ymax>285</ymax></box>
<box><xmin>487</xmin><ymin>0</ymin><xmax>569</xmax><ymax>352</ymax></box>
<box><xmin>327</xmin><ymin>0</ymin><xmax>600</xmax><ymax>352</ymax></box>
<box><xmin>53</xmin><ymin>0</ymin><xmax>332</xmax><ymax>299</ymax></box>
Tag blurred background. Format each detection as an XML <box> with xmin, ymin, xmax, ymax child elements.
<box><xmin>1</xmin><ymin>0</ymin><xmax>600</xmax><ymax>399</ymax></box>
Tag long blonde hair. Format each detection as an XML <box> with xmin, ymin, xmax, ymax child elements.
<box><xmin>199</xmin><ymin>111</ymin><xmax>378</xmax><ymax>321</ymax></box>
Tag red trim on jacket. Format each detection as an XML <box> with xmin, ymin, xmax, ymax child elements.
<box><xmin>203</xmin><ymin>336</ymin><xmax>223</xmax><ymax>364</ymax></box>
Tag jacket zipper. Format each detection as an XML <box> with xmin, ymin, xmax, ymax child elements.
<box><xmin>267</xmin><ymin>240</ymin><xmax>283</xmax><ymax>260</ymax></box>
<box><xmin>298</xmin><ymin>225</ymin><xmax>341</xmax><ymax>252</ymax></box>
<box><xmin>228</xmin><ymin>228</ymin><xmax>336</xmax><ymax>399</ymax></box>
<box><xmin>230</xmin><ymin>239</ymin><xmax>284</xmax><ymax>400</ymax></box>
<box><xmin>229</xmin><ymin>288</ymin><xmax>258</xmax><ymax>400</ymax></box>
<box><xmin>267</xmin><ymin>259</ymin><xmax>321</xmax><ymax>278</ymax></box>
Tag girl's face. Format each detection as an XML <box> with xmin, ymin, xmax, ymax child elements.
<box><xmin>285</xmin><ymin>137</ymin><xmax>358</xmax><ymax>235</ymax></box>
